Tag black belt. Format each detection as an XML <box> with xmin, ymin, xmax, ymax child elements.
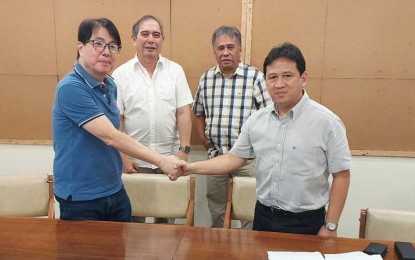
<box><xmin>138</xmin><ymin>167</ymin><xmax>164</xmax><ymax>174</ymax></box>
<box><xmin>257</xmin><ymin>201</ymin><xmax>325</xmax><ymax>217</ymax></box>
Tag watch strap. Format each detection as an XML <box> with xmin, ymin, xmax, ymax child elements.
<box><xmin>325</xmin><ymin>221</ymin><xmax>338</xmax><ymax>231</ymax></box>
<box><xmin>179</xmin><ymin>146</ymin><xmax>191</xmax><ymax>154</ymax></box>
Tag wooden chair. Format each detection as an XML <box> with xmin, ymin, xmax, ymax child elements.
<box><xmin>0</xmin><ymin>174</ymin><xmax>54</xmax><ymax>219</ymax></box>
<box><xmin>359</xmin><ymin>208</ymin><xmax>415</xmax><ymax>241</ymax></box>
<box><xmin>122</xmin><ymin>174</ymin><xmax>195</xmax><ymax>226</ymax></box>
<box><xmin>223</xmin><ymin>176</ymin><xmax>256</xmax><ymax>229</ymax></box>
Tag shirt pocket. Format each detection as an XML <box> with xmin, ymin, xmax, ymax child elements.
<box><xmin>158</xmin><ymin>82</ymin><xmax>175</xmax><ymax>101</ymax></box>
<box><xmin>285</xmin><ymin>144</ymin><xmax>319</xmax><ymax>175</ymax></box>
<box><xmin>236</xmin><ymin>88</ymin><xmax>252</xmax><ymax>104</ymax></box>
<box><xmin>239</xmin><ymin>88</ymin><xmax>252</xmax><ymax>96</ymax></box>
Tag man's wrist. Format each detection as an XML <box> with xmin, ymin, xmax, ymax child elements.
<box><xmin>179</xmin><ymin>146</ymin><xmax>191</xmax><ymax>154</ymax></box>
<box><xmin>324</xmin><ymin>220</ymin><xmax>338</xmax><ymax>231</ymax></box>
<box><xmin>154</xmin><ymin>156</ymin><xmax>164</xmax><ymax>171</ymax></box>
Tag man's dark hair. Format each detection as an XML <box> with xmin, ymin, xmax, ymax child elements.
<box><xmin>132</xmin><ymin>15</ymin><xmax>164</xmax><ymax>38</ymax></box>
<box><xmin>77</xmin><ymin>18</ymin><xmax>121</xmax><ymax>59</ymax></box>
<box><xmin>263</xmin><ymin>42</ymin><xmax>306</xmax><ymax>76</ymax></box>
<box><xmin>211</xmin><ymin>26</ymin><xmax>241</xmax><ymax>48</ymax></box>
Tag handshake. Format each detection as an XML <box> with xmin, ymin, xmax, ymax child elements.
<box><xmin>159</xmin><ymin>155</ymin><xmax>192</xmax><ymax>181</ymax></box>
<box><xmin>156</xmin><ymin>152</ymin><xmax>238</xmax><ymax>180</ymax></box>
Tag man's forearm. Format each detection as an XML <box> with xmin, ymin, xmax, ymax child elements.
<box><xmin>177</xmin><ymin>105</ymin><xmax>192</xmax><ymax>147</ymax></box>
<box><xmin>185</xmin><ymin>153</ymin><xmax>246</xmax><ymax>175</ymax></box>
<box><xmin>326</xmin><ymin>170</ymin><xmax>350</xmax><ymax>223</ymax></box>
<box><xmin>194</xmin><ymin>115</ymin><xmax>211</xmax><ymax>149</ymax></box>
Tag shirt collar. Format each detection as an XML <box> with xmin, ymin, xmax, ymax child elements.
<box><xmin>134</xmin><ymin>54</ymin><xmax>164</xmax><ymax>69</ymax></box>
<box><xmin>73</xmin><ymin>62</ymin><xmax>110</xmax><ymax>89</ymax></box>
<box><xmin>268</xmin><ymin>90</ymin><xmax>310</xmax><ymax>120</ymax></box>
<box><xmin>291</xmin><ymin>90</ymin><xmax>310</xmax><ymax>120</ymax></box>
<box><xmin>213</xmin><ymin>61</ymin><xmax>244</xmax><ymax>77</ymax></box>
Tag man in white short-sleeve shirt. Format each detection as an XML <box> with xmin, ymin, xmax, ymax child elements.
<box><xmin>112</xmin><ymin>15</ymin><xmax>193</xmax><ymax>223</ymax></box>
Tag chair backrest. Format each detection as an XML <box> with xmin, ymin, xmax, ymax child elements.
<box><xmin>223</xmin><ymin>176</ymin><xmax>256</xmax><ymax>228</ymax></box>
<box><xmin>359</xmin><ymin>208</ymin><xmax>415</xmax><ymax>242</ymax></box>
<box><xmin>122</xmin><ymin>174</ymin><xmax>195</xmax><ymax>226</ymax></box>
<box><xmin>0</xmin><ymin>174</ymin><xmax>54</xmax><ymax>219</ymax></box>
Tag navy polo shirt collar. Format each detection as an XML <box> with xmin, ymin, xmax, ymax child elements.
<box><xmin>73</xmin><ymin>62</ymin><xmax>110</xmax><ymax>89</ymax></box>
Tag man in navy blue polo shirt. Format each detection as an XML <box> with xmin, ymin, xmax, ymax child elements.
<box><xmin>52</xmin><ymin>18</ymin><xmax>181</xmax><ymax>222</ymax></box>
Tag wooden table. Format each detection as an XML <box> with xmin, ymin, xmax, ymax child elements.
<box><xmin>0</xmin><ymin>217</ymin><xmax>407</xmax><ymax>259</ymax></box>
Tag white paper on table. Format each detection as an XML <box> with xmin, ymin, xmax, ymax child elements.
<box><xmin>267</xmin><ymin>251</ymin><xmax>324</xmax><ymax>260</ymax></box>
<box><xmin>324</xmin><ymin>251</ymin><xmax>383</xmax><ymax>260</ymax></box>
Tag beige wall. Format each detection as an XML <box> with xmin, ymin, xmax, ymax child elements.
<box><xmin>1</xmin><ymin>0</ymin><xmax>414</xmax><ymax>153</ymax></box>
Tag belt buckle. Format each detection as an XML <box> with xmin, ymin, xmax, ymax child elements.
<box><xmin>271</xmin><ymin>206</ymin><xmax>289</xmax><ymax>216</ymax></box>
<box><xmin>270</xmin><ymin>206</ymin><xmax>280</xmax><ymax>214</ymax></box>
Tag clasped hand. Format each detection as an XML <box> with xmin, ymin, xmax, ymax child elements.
<box><xmin>159</xmin><ymin>155</ymin><xmax>191</xmax><ymax>181</ymax></box>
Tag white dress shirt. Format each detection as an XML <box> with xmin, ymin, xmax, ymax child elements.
<box><xmin>112</xmin><ymin>55</ymin><xmax>193</xmax><ymax>168</ymax></box>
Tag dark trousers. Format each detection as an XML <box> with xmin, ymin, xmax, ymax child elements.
<box><xmin>56</xmin><ymin>186</ymin><xmax>132</xmax><ymax>222</ymax></box>
<box><xmin>253</xmin><ymin>201</ymin><xmax>325</xmax><ymax>235</ymax></box>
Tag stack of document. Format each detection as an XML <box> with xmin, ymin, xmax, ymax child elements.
<box><xmin>325</xmin><ymin>252</ymin><xmax>383</xmax><ymax>259</ymax></box>
<box><xmin>267</xmin><ymin>251</ymin><xmax>383</xmax><ymax>260</ymax></box>
<box><xmin>268</xmin><ymin>251</ymin><xmax>324</xmax><ymax>260</ymax></box>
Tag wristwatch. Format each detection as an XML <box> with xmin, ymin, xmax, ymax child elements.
<box><xmin>325</xmin><ymin>221</ymin><xmax>338</xmax><ymax>231</ymax></box>
<box><xmin>179</xmin><ymin>146</ymin><xmax>191</xmax><ymax>154</ymax></box>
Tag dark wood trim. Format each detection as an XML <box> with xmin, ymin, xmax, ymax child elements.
<box><xmin>359</xmin><ymin>208</ymin><xmax>368</xmax><ymax>238</ymax></box>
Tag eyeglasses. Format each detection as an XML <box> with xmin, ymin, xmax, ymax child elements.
<box><xmin>88</xmin><ymin>40</ymin><xmax>121</xmax><ymax>54</ymax></box>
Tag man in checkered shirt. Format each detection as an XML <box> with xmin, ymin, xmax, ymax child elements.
<box><xmin>193</xmin><ymin>25</ymin><xmax>271</xmax><ymax>229</ymax></box>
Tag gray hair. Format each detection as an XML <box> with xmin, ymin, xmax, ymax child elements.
<box><xmin>211</xmin><ymin>26</ymin><xmax>241</xmax><ymax>48</ymax></box>
<box><xmin>132</xmin><ymin>15</ymin><xmax>164</xmax><ymax>37</ymax></box>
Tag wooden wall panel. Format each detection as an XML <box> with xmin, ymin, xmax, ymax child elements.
<box><xmin>0</xmin><ymin>0</ymin><xmax>56</xmax><ymax>75</ymax></box>
<box><xmin>0</xmin><ymin>0</ymin><xmax>414</xmax><ymax>154</ymax></box>
<box><xmin>321</xmin><ymin>79</ymin><xmax>415</xmax><ymax>151</ymax></box>
<box><xmin>0</xmin><ymin>75</ymin><xmax>56</xmax><ymax>140</ymax></box>
<box><xmin>324</xmin><ymin>0</ymin><xmax>415</xmax><ymax>79</ymax></box>
<box><xmin>250</xmin><ymin>0</ymin><xmax>328</xmax><ymax>79</ymax></box>
<box><xmin>171</xmin><ymin>0</ymin><xmax>242</xmax><ymax>80</ymax></box>
<box><xmin>305</xmin><ymin>78</ymin><xmax>322</xmax><ymax>103</ymax></box>
<box><xmin>187</xmin><ymin>77</ymin><xmax>204</xmax><ymax>147</ymax></box>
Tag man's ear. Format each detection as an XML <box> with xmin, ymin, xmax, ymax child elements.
<box><xmin>77</xmin><ymin>42</ymin><xmax>84</xmax><ymax>55</ymax></box>
<box><xmin>301</xmin><ymin>71</ymin><xmax>308</xmax><ymax>88</ymax></box>
<box><xmin>131</xmin><ymin>35</ymin><xmax>137</xmax><ymax>45</ymax></box>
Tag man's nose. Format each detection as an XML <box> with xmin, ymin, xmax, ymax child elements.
<box><xmin>102</xmin><ymin>44</ymin><xmax>111</xmax><ymax>55</ymax></box>
<box><xmin>275</xmin><ymin>77</ymin><xmax>284</xmax><ymax>87</ymax></box>
<box><xmin>147</xmin><ymin>34</ymin><xmax>155</xmax><ymax>42</ymax></box>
